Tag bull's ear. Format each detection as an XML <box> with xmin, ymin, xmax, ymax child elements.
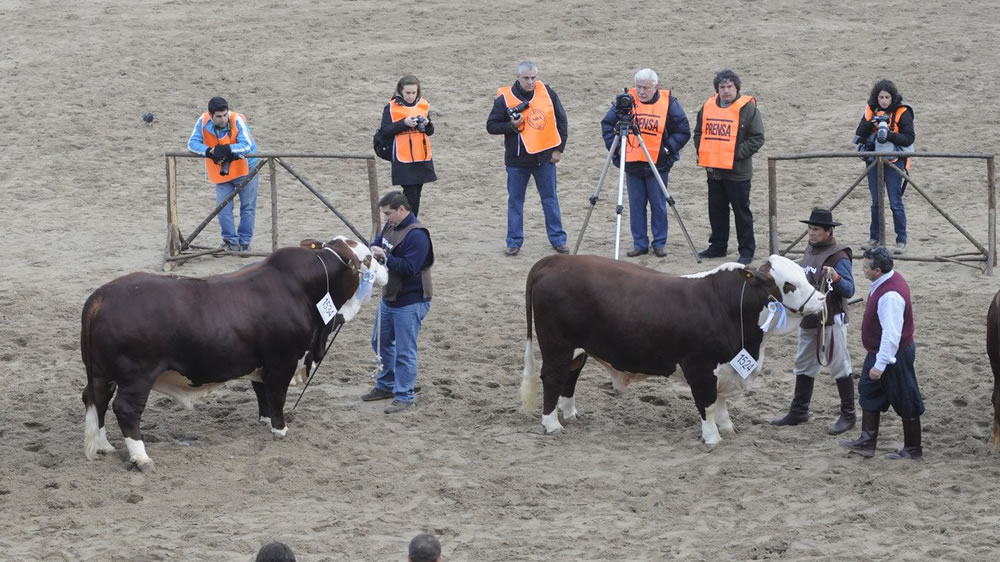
<box><xmin>299</xmin><ymin>238</ymin><xmax>324</xmax><ymax>250</ymax></box>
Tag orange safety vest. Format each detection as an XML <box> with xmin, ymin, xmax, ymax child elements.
<box><xmin>697</xmin><ymin>95</ymin><xmax>754</xmax><ymax>169</ymax></box>
<box><xmin>863</xmin><ymin>105</ymin><xmax>911</xmax><ymax>169</ymax></box>
<box><xmin>625</xmin><ymin>88</ymin><xmax>670</xmax><ymax>163</ymax></box>
<box><xmin>496</xmin><ymin>81</ymin><xmax>561</xmax><ymax>154</ymax></box>
<box><xmin>201</xmin><ymin>112</ymin><xmax>250</xmax><ymax>183</ymax></box>
<box><xmin>389</xmin><ymin>98</ymin><xmax>432</xmax><ymax>163</ymax></box>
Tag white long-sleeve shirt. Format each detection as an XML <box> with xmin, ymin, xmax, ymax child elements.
<box><xmin>868</xmin><ymin>270</ymin><xmax>906</xmax><ymax>371</ymax></box>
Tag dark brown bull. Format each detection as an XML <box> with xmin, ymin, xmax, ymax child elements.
<box><xmin>81</xmin><ymin>237</ymin><xmax>387</xmax><ymax>470</ymax></box>
<box><xmin>987</xmin><ymin>288</ymin><xmax>1000</xmax><ymax>448</ymax></box>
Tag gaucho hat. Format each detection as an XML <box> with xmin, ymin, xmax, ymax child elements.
<box><xmin>800</xmin><ymin>208</ymin><xmax>842</xmax><ymax>227</ymax></box>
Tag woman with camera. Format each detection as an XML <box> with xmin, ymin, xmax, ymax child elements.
<box><xmin>853</xmin><ymin>79</ymin><xmax>915</xmax><ymax>254</ymax></box>
<box><xmin>376</xmin><ymin>75</ymin><xmax>437</xmax><ymax>217</ymax></box>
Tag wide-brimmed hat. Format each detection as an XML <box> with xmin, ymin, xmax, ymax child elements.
<box><xmin>800</xmin><ymin>208</ymin><xmax>842</xmax><ymax>227</ymax></box>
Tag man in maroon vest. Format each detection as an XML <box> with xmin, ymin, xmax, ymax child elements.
<box><xmin>841</xmin><ymin>246</ymin><xmax>924</xmax><ymax>459</ymax></box>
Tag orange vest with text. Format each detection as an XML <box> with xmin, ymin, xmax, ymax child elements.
<box><xmin>496</xmin><ymin>81</ymin><xmax>561</xmax><ymax>154</ymax></box>
<box><xmin>201</xmin><ymin>112</ymin><xmax>250</xmax><ymax>183</ymax></box>
<box><xmin>389</xmin><ymin>98</ymin><xmax>432</xmax><ymax>163</ymax></box>
<box><xmin>863</xmin><ymin>105</ymin><xmax>911</xmax><ymax>169</ymax></box>
<box><xmin>697</xmin><ymin>95</ymin><xmax>754</xmax><ymax>169</ymax></box>
<box><xmin>625</xmin><ymin>88</ymin><xmax>670</xmax><ymax>163</ymax></box>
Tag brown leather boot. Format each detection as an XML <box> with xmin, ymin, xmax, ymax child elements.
<box><xmin>840</xmin><ymin>409</ymin><xmax>880</xmax><ymax>457</ymax></box>
<box><xmin>771</xmin><ymin>375</ymin><xmax>814</xmax><ymax>426</ymax></box>
<box><xmin>828</xmin><ymin>376</ymin><xmax>857</xmax><ymax>435</ymax></box>
<box><xmin>887</xmin><ymin>417</ymin><xmax>923</xmax><ymax>459</ymax></box>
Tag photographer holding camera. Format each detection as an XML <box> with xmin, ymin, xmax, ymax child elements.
<box><xmin>600</xmin><ymin>68</ymin><xmax>690</xmax><ymax>258</ymax></box>
<box><xmin>375</xmin><ymin>75</ymin><xmax>437</xmax><ymax>218</ymax></box>
<box><xmin>487</xmin><ymin>60</ymin><xmax>569</xmax><ymax>257</ymax></box>
<box><xmin>853</xmin><ymin>79</ymin><xmax>915</xmax><ymax>254</ymax></box>
<box><xmin>187</xmin><ymin>96</ymin><xmax>259</xmax><ymax>253</ymax></box>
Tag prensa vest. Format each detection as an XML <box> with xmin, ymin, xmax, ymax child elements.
<box><xmin>201</xmin><ymin>112</ymin><xmax>250</xmax><ymax>183</ymax></box>
<box><xmin>697</xmin><ymin>95</ymin><xmax>754</xmax><ymax>169</ymax></box>
<box><xmin>389</xmin><ymin>98</ymin><xmax>432</xmax><ymax>163</ymax></box>
<box><xmin>496</xmin><ymin>81</ymin><xmax>561</xmax><ymax>154</ymax></box>
<box><xmin>625</xmin><ymin>89</ymin><xmax>670</xmax><ymax>163</ymax></box>
<box><xmin>863</xmin><ymin>105</ymin><xmax>911</xmax><ymax>169</ymax></box>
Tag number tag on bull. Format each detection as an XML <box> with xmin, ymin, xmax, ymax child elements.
<box><xmin>316</xmin><ymin>293</ymin><xmax>337</xmax><ymax>325</ymax></box>
<box><xmin>730</xmin><ymin>348</ymin><xmax>758</xmax><ymax>380</ymax></box>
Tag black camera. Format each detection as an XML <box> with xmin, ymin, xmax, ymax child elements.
<box><xmin>507</xmin><ymin>100</ymin><xmax>530</xmax><ymax>120</ymax></box>
<box><xmin>872</xmin><ymin>114</ymin><xmax>891</xmax><ymax>143</ymax></box>
<box><xmin>615</xmin><ymin>88</ymin><xmax>634</xmax><ymax>120</ymax></box>
<box><xmin>414</xmin><ymin>115</ymin><xmax>427</xmax><ymax>133</ymax></box>
<box><xmin>219</xmin><ymin>159</ymin><xmax>231</xmax><ymax>177</ymax></box>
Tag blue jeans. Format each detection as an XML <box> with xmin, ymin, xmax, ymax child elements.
<box><xmin>371</xmin><ymin>300</ymin><xmax>430</xmax><ymax>403</ymax></box>
<box><xmin>626</xmin><ymin>171</ymin><xmax>669</xmax><ymax>249</ymax></box>
<box><xmin>505</xmin><ymin>161</ymin><xmax>567</xmax><ymax>248</ymax></box>
<box><xmin>867</xmin><ymin>163</ymin><xmax>906</xmax><ymax>244</ymax></box>
<box><xmin>216</xmin><ymin>174</ymin><xmax>259</xmax><ymax>246</ymax></box>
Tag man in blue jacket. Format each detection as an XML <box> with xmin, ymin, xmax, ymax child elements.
<box><xmin>601</xmin><ymin>68</ymin><xmax>690</xmax><ymax>257</ymax></box>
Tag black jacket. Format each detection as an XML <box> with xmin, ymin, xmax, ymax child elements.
<box><xmin>376</xmin><ymin>99</ymin><xmax>437</xmax><ymax>186</ymax></box>
<box><xmin>486</xmin><ymin>81</ymin><xmax>568</xmax><ymax>168</ymax></box>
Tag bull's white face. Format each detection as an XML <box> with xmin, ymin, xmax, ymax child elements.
<box><xmin>766</xmin><ymin>255</ymin><xmax>825</xmax><ymax>316</ymax></box>
<box><xmin>333</xmin><ymin>236</ymin><xmax>389</xmax><ymax>287</ymax></box>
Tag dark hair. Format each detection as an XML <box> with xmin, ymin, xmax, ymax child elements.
<box><xmin>867</xmin><ymin>79</ymin><xmax>902</xmax><ymax>109</ymax></box>
<box><xmin>208</xmin><ymin>96</ymin><xmax>229</xmax><ymax>114</ymax></box>
<box><xmin>409</xmin><ymin>533</ymin><xmax>442</xmax><ymax>562</ymax></box>
<box><xmin>255</xmin><ymin>541</ymin><xmax>296</xmax><ymax>562</ymax></box>
<box><xmin>378</xmin><ymin>190</ymin><xmax>411</xmax><ymax>211</ymax></box>
<box><xmin>713</xmin><ymin>69</ymin><xmax>741</xmax><ymax>93</ymax></box>
<box><xmin>863</xmin><ymin>246</ymin><xmax>894</xmax><ymax>273</ymax></box>
<box><xmin>395</xmin><ymin>75</ymin><xmax>422</xmax><ymax>101</ymax></box>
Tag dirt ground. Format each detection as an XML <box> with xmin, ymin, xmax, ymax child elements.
<box><xmin>2</xmin><ymin>0</ymin><xmax>1000</xmax><ymax>560</ymax></box>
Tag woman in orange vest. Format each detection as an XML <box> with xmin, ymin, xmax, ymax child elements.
<box><xmin>853</xmin><ymin>79</ymin><xmax>915</xmax><ymax>255</ymax></box>
<box><xmin>375</xmin><ymin>75</ymin><xmax>437</xmax><ymax>217</ymax></box>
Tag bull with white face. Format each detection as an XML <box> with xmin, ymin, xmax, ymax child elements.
<box><xmin>521</xmin><ymin>254</ymin><xmax>824</xmax><ymax>447</ymax></box>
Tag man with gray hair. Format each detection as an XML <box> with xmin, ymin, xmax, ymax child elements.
<box><xmin>487</xmin><ymin>61</ymin><xmax>570</xmax><ymax>257</ymax></box>
<box><xmin>841</xmin><ymin>246</ymin><xmax>924</xmax><ymax>459</ymax></box>
<box><xmin>408</xmin><ymin>533</ymin><xmax>442</xmax><ymax>562</ymax></box>
<box><xmin>601</xmin><ymin>68</ymin><xmax>690</xmax><ymax>257</ymax></box>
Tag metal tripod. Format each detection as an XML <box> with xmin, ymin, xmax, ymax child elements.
<box><xmin>574</xmin><ymin>116</ymin><xmax>700</xmax><ymax>262</ymax></box>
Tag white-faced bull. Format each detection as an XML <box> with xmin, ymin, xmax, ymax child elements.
<box><xmin>520</xmin><ymin>254</ymin><xmax>825</xmax><ymax>447</ymax></box>
<box><xmin>80</xmin><ymin>237</ymin><xmax>388</xmax><ymax>471</ymax></box>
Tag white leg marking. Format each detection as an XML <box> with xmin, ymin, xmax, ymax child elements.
<box><xmin>124</xmin><ymin>437</ymin><xmax>154</xmax><ymax>470</ymax></box>
<box><xmin>84</xmin><ymin>406</ymin><xmax>100</xmax><ymax>460</ymax></box>
<box><xmin>701</xmin><ymin>404</ymin><xmax>722</xmax><ymax>448</ymax></box>
<box><xmin>520</xmin><ymin>340</ymin><xmax>540</xmax><ymax>410</ymax></box>
<box><xmin>271</xmin><ymin>425</ymin><xmax>288</xmax><ymax>438</ymax></box>
<box><xmin>541</xmin><ymin>411</ymin><xmax>564</xmax><ymax>434</ymax></box>
<box><xmin>97</xmin><ymin>427</ymin><xmax>115</xmax><ymax>453</ymax></box>
<box><xmin>714</xmin><ymin>397</ymin><xmax>735</xmax><ymax>435</ymax></box>
<box><xmin>557</xmin><ymin>395</ymin><xmax>578</xmax><ymax>422</ymax></box>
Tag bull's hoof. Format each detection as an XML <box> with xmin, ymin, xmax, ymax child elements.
<box><xmin>719</xmin><ymin>424</ymin><xmax>736</xmax><ymax>436</ymax></box>
<box><xmin>702</xmin><ymin>439</ymin><xmax>721</xmax><ymax>452</ymax></box>
<box><xmin>259</xmin><ymin>416</ymin><xmax>271</xmax><ymax>425</ymax></box>
<box><xmin>271</xmin><ymin>426</ymin><xmax>288</xmax><ymax>439</ymax></box>
<box><xmin>543</xmin><ymin>424</ymin><xmax>564</xmax><ymax>435</ymax></box>
<box><xmin>128</xmin><ymin>459</ymin><xmax>156</xmax><ymax>472</ymax></box>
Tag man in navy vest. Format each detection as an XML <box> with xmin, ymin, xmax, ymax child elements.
<box><xmin>841</xmin><ymin>246</ymin><xmax>924</xmax><ymax>459</ymax></box>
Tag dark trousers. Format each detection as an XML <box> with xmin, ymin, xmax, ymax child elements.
<box><xmin>707</xmin><ymin>178</ymin><xmax>755</xmax><ymax>258</ymax></box>
<box><xmin>858</xmin><ymin>342</ymin><xmax>924</xmax><ymax>419</ymax></box>
<box><xmin>402</xmin><ymin>184</ymin><xmax>423</xmax><ymax>217</ymax></box>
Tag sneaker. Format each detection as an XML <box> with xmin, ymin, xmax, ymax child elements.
<box><xmin>626</xmin><ymin>247</ymin><xmax>648</xmax><ymax>257</ymax></box>
<box><xmin>697</xmin><ymin>247</ymin><xmax>727</xmax><ymax>259</ymax></box>
<box><xmin>384</xmin><ymin>400</ymin><xmax>414</xmax><ymax>414</ymax></box>
<box><xmin>860</xmin><ymin>239</ymin><xmax>879</xmax><ymax>250</ymax></box>
<box><xmin>220</xmin><ymin>242</ymin><xmax>241</xmax><ymax>252</ymax></box>
<box><xmin>504</xmin><ymin>247</ymin><xmax>520</xmax><ymax>257</ymax></box>
<box><xmin>239</xmin><ymin>243</ymin><xmax>250</xmax><ymax>252</ymax></box>
<box><xmin>653</xmin><ymin>247</ymin><xmax>667</xmax><ymax>258</ymax></box>
<box><xmin>737</xmin><ymin>255</ymin><xmax>753</xmax><ymax>265</ymax></box>
<box><xmin>360</xmin><ymin>387</ymin><xmax>394</xmax><ymax>402</ymax></box>
<box><xmin>553</xmin><ymin>244</ymin><xmax>570</xmax><ymax>254</ymax></box>
<box><xmin>893</xmin><ymin>242</ymin><xmax>906</xmax><ymax>255</ymax></box>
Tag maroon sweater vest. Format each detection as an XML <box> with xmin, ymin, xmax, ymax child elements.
<box><xmin>861</xmin><ymin>271</ymin><xmax>914</xmax><ymax>353</ymax></box>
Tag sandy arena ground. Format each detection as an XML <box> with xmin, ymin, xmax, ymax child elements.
<box><xmin>2</xmin><ymin>1</ymin><xmax>1000</xmax><ymax>560</ymax></box>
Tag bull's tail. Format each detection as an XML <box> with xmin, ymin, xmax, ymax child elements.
<box><xmin>520</xmin><ymin>273</ymin><xmax>541</xmax><ymax>410</ymax></box>
<box><xmin>989</xmin><ymin>291</ymin><xmax>1000</xmax><ymax>448</ymax></box>
<box><xmin>81</xmin><ymin>293</ymin><xmax>114</xmax><ymax>460</ymax></box>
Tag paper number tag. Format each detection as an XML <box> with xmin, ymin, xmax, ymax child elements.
<box><xmin>316</xmin><ymin>293</ymin><xmax>337</xmax><ymax>325</ymax></box>
<box><xmin>729</xmin><ymin>348</ymin><xmax>759</xmax><ymax>380</ymax></box>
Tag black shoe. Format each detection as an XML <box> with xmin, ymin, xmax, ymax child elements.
<box><xmin>626</xmin><ymin>247</ymin><xmax>648</xmax><ymax>257</ymax></box>
<box><xmin>361</xmin><ymin>387</ymin><xmax>394</xmax><ymax>402</ymax></box>
<box><xmin>220</xmin><ymin>242</ymin><xmax>241</xmax><ymax>252</ymax></box>
<box><xmin>697</xmin><ymin>247</ymin><xmax>726</xmax><ymax>259</ymax></box>
<box><xmin>504</xmin><ymin>247</ymin><xmax>520</xmax><ymax>257</ymax></box>
<box><xmin>653</xmin><ymin>247</ymin><xmax>667</xmax><ymax>258</ymax></box>
<box><xmin>771</xmin><ymin>375</ymin><xmax>814</xmax><ymax>426</ymax></box>
<box><xmin>239</xmin><ymin>243</ymin><xmax>250</xmax><ymax>252</ymax></box>
<box><xmin>553</xmin><ymin>244</ymin><xmax>570</xmax><ymax>254</ymax></box>
<box><xmin>384</xmin><ymin>400</ymin><xmax>414</xmax><ymax>414</ymax></box>
<box><xmin>737</xmin><ymin>255</ymin><xmax>753</xmax><ymax>265</ymax></box>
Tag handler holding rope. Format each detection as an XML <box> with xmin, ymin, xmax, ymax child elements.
<box><xmin>772</xmin><ymin>208</ymin><xmax>857</xmax><ymax>434</ymax></box>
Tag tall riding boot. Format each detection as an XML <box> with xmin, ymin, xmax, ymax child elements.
<box><xmin>887</xmin><ymin>417</ymin><xmax>923</xmax><ymax>459</ymax></box>
<box><xmin>828</xmin><ymin>376</ymin><xmax>857</xmax><ymax>435</ymax></box>
<box><xmin>771</xmin><ymin>375</ymin><xmax>814</xmax><ymax>426</ymax></box>
<box><xmin>840</xmin><ymin>409</ymin><xmax>880</xmax><ymax>457</ymax></box>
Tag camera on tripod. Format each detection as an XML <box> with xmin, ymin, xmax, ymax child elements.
<box><xmin>414</xmin><ymin>115</ymin><xmax>427</xmax><ymax>133</ymax></box>
<box><xmin>507</xmin><ymin>100</ymin><xmax>530</xmax><ymax>120</ymax></box>
<box><xmin>615</xmin><ymin>88</ymin><xmax>635</xmax><ymax>121</ymax></box>
<box><xmin>872</xmin><ymin>114</ymin><xmax>891</xmax><ymax>143</ymax></box>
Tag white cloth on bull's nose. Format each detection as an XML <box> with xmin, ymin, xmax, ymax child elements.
<box><xmin>759</xmin><ymin>300</ymin><xmax>788</xmax><ymax>332</ymax></box>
